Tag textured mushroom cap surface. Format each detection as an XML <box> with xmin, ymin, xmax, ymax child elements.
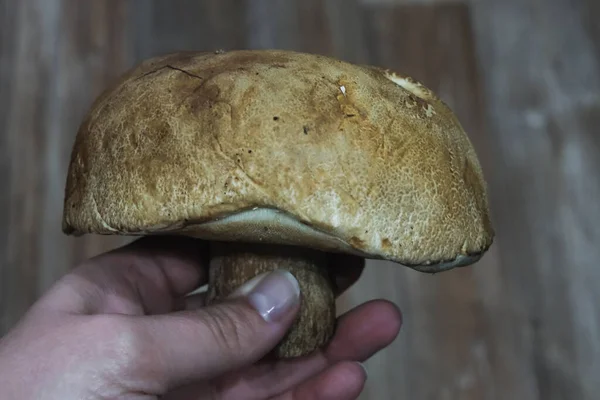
<box><xmin>62</xmin><ymin>49</ymin><xmax>494</xmax><ymax>270</ymax></box>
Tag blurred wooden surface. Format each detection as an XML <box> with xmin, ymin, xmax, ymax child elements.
<box><xmin>1</xmin><ymin>0</ymin><xmax>598</xmax><ymax>399</ymax></box>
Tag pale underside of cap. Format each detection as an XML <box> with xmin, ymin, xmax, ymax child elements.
<box><xmin>62</xmin><ymin>49</ymin><xmax>494</xmax><ymax>271</ymax></box>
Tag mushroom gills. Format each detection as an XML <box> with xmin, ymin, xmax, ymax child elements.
<box><xmin>173</xmin><ymin>207</ymin><xmax>485</xmax><ymax>271</ymax></box>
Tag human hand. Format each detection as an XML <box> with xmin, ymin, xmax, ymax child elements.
<box><xmin>0</xmin><ymin>237</ymin><xmax>402</xmax><ymax>399</ymax></box>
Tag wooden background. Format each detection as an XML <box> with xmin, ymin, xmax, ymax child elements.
<box><xmin>1</xmin><ymin>0</ymin><xmax>599</xmax><ymax>398</ymax></box>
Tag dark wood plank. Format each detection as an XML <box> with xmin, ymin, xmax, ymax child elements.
<box><xmin>1</xmin><ymin>0</ymin><xmax>59</xmax><ymax>334</ymax></box>
<box><xmin>470</xmin><ymin>0</ymin><xmax>600</xmax><ymax>399</ymax></box>
<box><xmin>0</xmin><ymin>0</ymin><xmax>132</xmax><ymax>335</ymax></box>
<box><xmin>324</xmin><ymin>0</ymin><xmax>370</xmax><ymax>64</ymax></box>
<box><xmin>246</xmin><ymin>0</ymin><xmax>301</xmax><ymax>50</ymax></box>
<box><xmin>129</xmin><ymin>0</ymin><xmax>248</xmax><ymax>60</ymax></box>
<box><xmin>0</xmin><ymin>0</ymin><xmax>24</xmax><ymax>334</ymax></box>
<box><xmin>244</xmin><ymin>0</ymin><xmax>369</xmax><ymax>61</ymax></box>
<box><xmin>360</xmin><ymin>0</ymin><xmax>460</xmax><ymax>4</ymax></box>
<box><xmin>580</xmin><ymin>0</ymin><xmax>600</xmax><ymax>60</ymax></box>
<box><xmin>245</xmin><ymin>0</ymin><xmax>335</xmax><ymax>54</ymax></box>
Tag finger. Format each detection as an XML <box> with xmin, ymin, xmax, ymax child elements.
<box><xmin>275</xmin><ymin>361</ymin><xmax>367</xmax><ymax>400</ymax></box>
<box><xmin>165</xmin><ymin>362</ymin><xmax>367</xmax><ymax>400</ymax></box>
<box><xmin>46</xmin><ymin>236</ymin><xmax>209</xmax><ymax>315</ymax></box>
<box><xmin>137</xmin><ymin>270</ymin><xmax>301</xmax><ymax>391</ymax></box>
<box><xmin>325</xmin><ymin>299</ymin><xmax>402</xmax><ymax>361</ymax></box>
<box><xmin>210</xmin><ymin>299</ymin><xmax>401</xmax><ymax>399</ymax></box>
<box><xmin>328</xmin><ymin>254</ymin><xmax>364</xmax><ymax>296</ymax></box>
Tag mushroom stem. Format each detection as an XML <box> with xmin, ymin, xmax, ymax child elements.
<box><xmin>206</xmin><ymin>241</ymin><xmax>336</xmax><ymax>358</ymax></box>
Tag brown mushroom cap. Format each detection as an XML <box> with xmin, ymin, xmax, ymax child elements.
<box><xmin>62</xmin><ymin>49</ymin><xmax>494</xmax><ymax>272</ymax></box>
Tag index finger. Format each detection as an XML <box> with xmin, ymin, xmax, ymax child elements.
<box><xmin>107</xmin><ymin>235</ymin><xmax>210</xmax><ymax>294</ymax></box>
<box><xmin>44</xmin><ymin>236</ymin><xmax>209</xmax><ymax>315</ymax></box>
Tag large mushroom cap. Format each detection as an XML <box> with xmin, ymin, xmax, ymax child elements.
<box><xmin>62</xmin><ymin>49</ymin><xmax>494</xmax><ymax>272</ymax></box>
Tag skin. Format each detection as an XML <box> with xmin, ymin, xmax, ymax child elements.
<box><xmin>0</xmin><ymin>237</ymin><xmax>402</xmax><ymax>399</ymax></box>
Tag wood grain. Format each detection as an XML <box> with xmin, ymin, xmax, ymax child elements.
<box><xmin>129</xmin><ymin>0</ymin><xmax>248</xmax><ymax>60</ymax></box>
<box><xmin>471</xmin><ymin>1</ymin><xmax>600</xmax><ymax>398</ymax></box>
<box><xmin>1</xmin><ymin>0</ymin><xmax>599</xmax><ymax>399</ymax></box>
<box><xmin>360</xmin><ymin>0</ymin><xmax>465</xmax><ymax>4</ymax></box>
<box><xmin>0</xmin><ymin>0</ymin><xmax>132</xmax><ymax>333</ymax></box>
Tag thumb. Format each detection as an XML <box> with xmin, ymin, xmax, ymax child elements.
<box><xmin>139</xmin><ymin>270</ymin><xmax>301</xmax><ymax>390</ymax></box>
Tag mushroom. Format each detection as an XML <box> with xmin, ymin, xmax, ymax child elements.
<box><xmin>62</xmin><ymin>49</ymin><xmax>494</xmax><ymax>359</ymax></box>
